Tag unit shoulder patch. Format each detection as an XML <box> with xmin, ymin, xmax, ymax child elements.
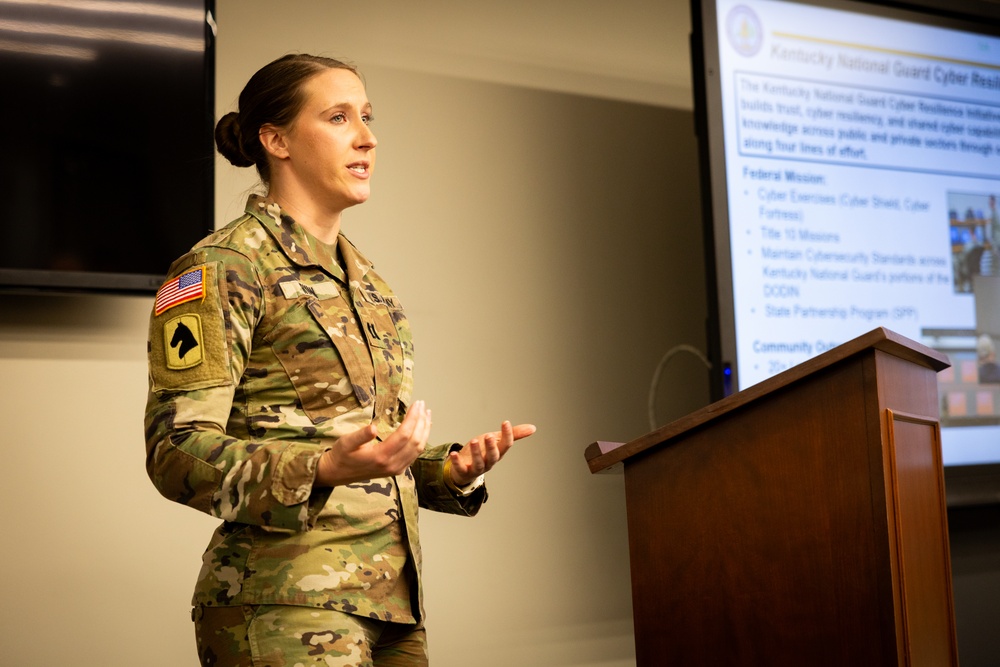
<box><xmin>148</xmin><ymin>259</ymin><xmax>232</xmax><ymax>393</ymax></box>
<box><xmin>164</xmin><ymin>314</ymin><xmax>204</xmax><ymax>370</ymax></box>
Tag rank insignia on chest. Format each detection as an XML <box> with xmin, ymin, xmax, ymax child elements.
<box><xmin>164</xmin><ymin>314</ymin><xmax>204</xmax><ymax>370</ymax></box>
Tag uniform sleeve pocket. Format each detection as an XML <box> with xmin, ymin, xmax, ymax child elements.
<box><xmin>148</xmin><ymin>259</ymin><xmax>233</xmax><ymax>393</ymax></box>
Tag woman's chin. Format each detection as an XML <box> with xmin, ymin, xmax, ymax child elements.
<box><xmin>331</xmin><ymin>191</ymin><xmax>371</xmax><ymax>212</ymax></box>
<box><xmin>346</xmin><ymin>188</ymin><xmax>372</xmax><ymax>207</ymax></box>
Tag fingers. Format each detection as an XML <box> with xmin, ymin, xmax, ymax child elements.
<box><xmin>387</xmin><ymin>400</ymin><xmax>427</xmax><ymax>441</ymax></box>
<box><xmin>450</xmin><ymin>436</ymin><xmax>487</xmax><ymax>487</ymax></box>
<box><xmin>317</xmin><ymin>401</ymin><xmax>433</xmax><ymax>487</ymax></box>
<box><xmin>483</xmin><ymin>432</ymin><xmax>501</xmax><ymax>467</ymax></box>
<box><xmin>510</xmin><ymin>423</ymin><xmax>537</xmax><ymax>441</ymax></box>
<box><xmin>336</xmin><ymin>423</ymin><xmax>378</xmax><ymax>452</ymax></box>
<box><xmin>475</xmin><ymin>421</ymin><xmax>536</xmax><ymax>457</ymax></box>
<box><xmin>498</xmin><ymin>420</ymin><xmax>513</xmax><ymax>449</ymax></box>
<box><xmin>456</xmin><ymin>431</ymin><xmax>500</xmax><ymax>477</ymax></box>
<box><xmin>414</xmin><ymin>407</ymin><xmax>432</xmax><ymax>448</ymax></box>
<box><xmin>468</xmin><ymin>438</ymin><xmax>485</xmax><ymax>471</ymax></box>
<box><xmin>446</xmin><ymin>420</ymin><xmax>535</xmax><ymax>486</ymax></box>
<box><xmin>484</xmin><ymin>422</ymin><xmax>536</xmax><ymax>445</ymax></box>
<box><xmin>382</xmin><ymin>400</ymin><xmax>430</xmax><ymax>464</ymax></box>
<box><xmin>472</xmin><ymin>420</ymin><xmax>536</xmax><ymax>463</ymax></box>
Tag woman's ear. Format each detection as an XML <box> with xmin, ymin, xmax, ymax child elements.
<box><xmin>259</xmin><ymin>123</ymin><xmax>289</xmax><ymax>160</ymax></box>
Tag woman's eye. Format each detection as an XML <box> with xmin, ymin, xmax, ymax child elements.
<box><xmin>331</xmin><ymin>113</ymin><xmax>346</xmax><ymax>123</ymax></box>
<box><xmin>362</xmin><ymin>114</ymin><xmax>374</xmax><ymax>125</ymax></box>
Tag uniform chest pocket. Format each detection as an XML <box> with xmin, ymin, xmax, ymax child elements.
<box><xmin>355</xmin><ymin>290</ymin><xmax>415</xmax><ymax>412</ymax></box>
<box><xmin>264</xmin><ymin>293</ymin><xmax>375</xmax><ymax>424</ymax></box>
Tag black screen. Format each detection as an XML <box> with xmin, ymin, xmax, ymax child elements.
<box><xmin>0</xmin><ymin>0</ymin><xmax>215</xmax><ymax>294</ymax></box>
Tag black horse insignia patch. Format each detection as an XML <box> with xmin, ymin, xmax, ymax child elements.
<box><xmin>165</xmin><ymin>314</ymin><xmax>204</xmax><ymax>370</ymax></box>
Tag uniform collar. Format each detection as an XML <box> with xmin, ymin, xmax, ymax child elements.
<box><xmin>244</xmin><ymin>194</ymin><xmax>373</xmax><ymax>283</ymax></box>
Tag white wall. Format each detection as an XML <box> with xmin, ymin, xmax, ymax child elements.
<box><xmin>0</xmin><ymin>2</ymin><xmax>710</xmax><ymax>664</ymax></box>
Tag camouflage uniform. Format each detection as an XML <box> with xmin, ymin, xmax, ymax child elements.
<box><xmin>144</xmin><ymin>194</ymin><xmax>485</xmax><ymax>627</ymax></box>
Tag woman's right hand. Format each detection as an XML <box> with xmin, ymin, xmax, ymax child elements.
<box><xmin>315</xmin><ymin>400</ymin><xmax>432</xmax><ymax>487</ymax></box>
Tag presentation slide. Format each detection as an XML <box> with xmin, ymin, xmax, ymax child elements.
<box><xmin>713</xmin><ymin>0</ymin><xmax>1000</xmax><ymax>464</ymax></box>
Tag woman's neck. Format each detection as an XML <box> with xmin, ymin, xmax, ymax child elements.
<box><xmin>267</xmin><ymin>186</ymin><xmax>343</xmax><ymax>244</ymax></box>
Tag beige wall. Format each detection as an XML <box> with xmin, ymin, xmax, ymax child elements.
<box><xmin>0</xmin><ymin>2</ymin><xmax>709</xmax><ymax>665</ymax></box>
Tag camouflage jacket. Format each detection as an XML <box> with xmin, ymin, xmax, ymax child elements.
<box><xmin>144</xmin><ymin>194</ymin><xmax>485</xmax><ymax>623</ymax></box>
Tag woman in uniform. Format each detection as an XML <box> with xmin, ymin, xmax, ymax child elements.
<box><xmin>144</xmin><ymin>53</ymin><xmax>535</xmax><ymax>667</ymax></box>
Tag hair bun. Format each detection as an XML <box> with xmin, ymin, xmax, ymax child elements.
<box><xmin>214</xmin><ymin>111</ymin><xmax>255</xmax><ymax>168</ymax></box>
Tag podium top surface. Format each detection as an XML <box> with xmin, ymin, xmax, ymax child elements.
<box><xmin>585</xmin><ymin>327</ymin><xmax>950</xmax><ymax>473</ymax></box>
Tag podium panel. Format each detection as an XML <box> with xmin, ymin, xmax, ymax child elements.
<box><xmin>586</xmin><ymin>329</ymin><xmax>958</xmax><ymax>666</ymax></box>
<box><xmin>886</xmin><ymin>411</ymin><xmax>958</xmax><ymax>666</ymax></box>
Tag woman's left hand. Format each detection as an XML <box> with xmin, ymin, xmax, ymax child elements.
<box><xmin>449</xmin><ymin>420</ymin><xmax>536</xmax><ymax>486</ymax></box>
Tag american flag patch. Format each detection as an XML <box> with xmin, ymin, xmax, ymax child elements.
<box><xmin>155</xmin><ymin>268</ymin><xmax>205</xmax><ymax>315</ymax></box>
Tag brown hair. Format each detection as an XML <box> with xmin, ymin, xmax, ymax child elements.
<box><xmin>214</xmin><ymin>53</ymin><xmax>359</xmax><ymax>184</ymax></box>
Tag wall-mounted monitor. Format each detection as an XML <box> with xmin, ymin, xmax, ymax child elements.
<box><xmin>0</xmin><ymin>0</ymin><xmax>216</xmax><ymax>295</ymax></box>
<box><xmin>690</xmin><ymin>0</ymin><xmax>1000</xmax><ymax>494</ymax></box>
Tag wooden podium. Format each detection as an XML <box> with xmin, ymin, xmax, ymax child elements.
<box><xmin>585</xmin><ymin>328</ymin><xmax>959</xmax><ymax>666</ymax></box>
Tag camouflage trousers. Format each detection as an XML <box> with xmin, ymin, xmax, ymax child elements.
<box><xmin>193</xmin><ymin>605</ymin><xmax>428</xmax><ymax>666</ymax></box>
